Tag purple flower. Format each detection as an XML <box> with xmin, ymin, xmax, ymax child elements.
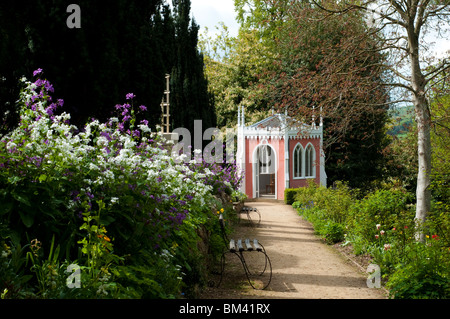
<box><xmin>126</xmin><ymin>93</ymin><xmax>135</xmax><ymax>100</ymax></box>
<box><xmin>44</xmin><ymin>81</ymin><xmax>54</xmax><ymax>93</ymax></box>
<box><xmin>33</xmin><ymin>68</ymin><xmax>43</xmax><ymax>77</ymax></box>
<box><xmin>46</xmin><ymin>108</ymin><xmax>53</xmax><ymax>116</ymax></box>
<box><xmin>139</xmin><ymin>105</ymin><xmax>147</xmax><ymax>111</ymax></box>
<box><xmin>100</xmin><ymin>131</ymin><xmax>112</xmax><ymax>141</ymax></box>
<box><xmin>34</xmin><ymin>79</ymin><xmax>44</xmax><ymax>87</ymax></box>
<box><xmin>140</xmin><ymin>119</ymin><xmax>148</xmax><ymax>126</ymax></box>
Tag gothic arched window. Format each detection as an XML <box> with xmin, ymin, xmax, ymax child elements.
<box><xmin>293</xmin><ymin>144</ymin><xmax>303</xmax><ymax>178</ymax></box>
<box><xmin>305</xmin><ymin>144</ymin><xmax>315</xmax><ymax>177</ymax></box>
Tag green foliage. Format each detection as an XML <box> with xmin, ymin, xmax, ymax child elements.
<box><xmin>0</xmin><ymin>73</ymin><xmax>241</xmax><ymax>299</ymax></box>
<box><xmin>284</xmin><ymin>188</ymin><xmax>298</xmax><ymax>205</ymax></box>
<box><xmin>290</xmin><ymin>181</ymin><xmax>450</xmax><ymax>298</ymax></box>
<box><xmin>0</xmin><ymin>0</ymin><xmax>214</xmax><ymax>132</ymax></box>
<box><xmin>295</xmin><ymin>181</ymin><xmax>355</xmax><ymax>224</ymax></box>
<box><xmin>199</xmin><ymin>25</ymin><xmax>273</xmax><ymax>129</ymax></box>
<box><xmin>387</xmin><ymin>105</ymin><xmax>414</xmax><ymax>137</ymax></box>
<box><xmin>348</xmin><ymin>189</ymin><xmax>414</xmax><ymax>253</ymax></box>
<box><xmin>0</xmin><ymin>240</ymin><xmax>34</xmax><ymax>298</ymax></box>
<box><xmin>386</xmin><ymin>241</ymin><xmax>450</xmax><ymax>299</ymax></box>
<box><xmin>293</xmin><ymin>182</ymin><xmax>352</xmax><ymax>244</ymax></box>
<box><xmin>169</xmin><ymin>0</ymin><xmax>217</xmax><ymax>133</ymax></box>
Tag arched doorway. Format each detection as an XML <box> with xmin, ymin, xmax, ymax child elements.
<box><xmin>252</xmin><ymin>143</ymin><xmax>276</xmax><ymax>199</ymax></box>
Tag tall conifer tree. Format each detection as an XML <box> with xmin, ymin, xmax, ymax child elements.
<box><xmin>170</xmin><ymin>0</ymin><xmax>216</xmax><ymax>134</ymax></box>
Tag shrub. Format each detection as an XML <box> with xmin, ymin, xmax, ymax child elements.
<box><xmin>347</xmin><ymin>189</ymin><xmax>414</xmax><ymax>253</ymax></box>
<box><xmin>284</xmin><ymin>188</ymin><xmax>298</xmax><ymax>205</ymax></box>
<box><xmin>295</xmin><ymin>181</ymin><xmax>355</xmax><ymax>222</ymax></box>
<box><xmin>0</xmin><ymin>70</ymin><xmax>243</xmax><ymax>298</ymax></box>
<box><xmin>322</xmin><ymin>221</ymin><xmax>345</xmax><ymax>244</ymax></box>
<box><xmin>290</xmin><ymin>180</ymin><xmax>450</xmax><ymax>298</ymax></box>
<box><xmin>386</xmin><ymin>241</ymin><xmax>450</xmax><ymax>299</ymax></box>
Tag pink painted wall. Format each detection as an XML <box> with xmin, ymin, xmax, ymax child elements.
<box><xmin>274</xmin><ymin>139</ymin><xmax>285</xmax><ymax>200</ymax></box>
<box><xmin>244</xmin><ymin>138</ymin><xmax>255</xmax><ymax>199</ymax></box>
<box><xmin>243</xmin><ymin>137</ymin><xmax>321</xmax><ymax>200</ymax></box>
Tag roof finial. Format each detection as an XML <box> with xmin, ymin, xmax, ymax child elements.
<box><xmin>320</xmin><ymin>106</ymin><xmax>323</xmax><ymax>127</ymax></box>
<box><xmin>237</xmin><ymin>105</ymin><xmax>241</xmax><ymax>127</ymax></box>
<box><xmin>312</xmin><ymin>106</ymin><xmax>316</xmax><ymax>129</ymax></box>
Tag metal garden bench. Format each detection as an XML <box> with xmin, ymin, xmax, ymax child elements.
<box><xmin>216</xmin><ymin>213</ymin><xmax>272</xmax><ymax>290</ymax></box>
<box><xmin>238</xmin><ymin>206</ymin><xmax>261</xmax><ymax>227</ymax></box>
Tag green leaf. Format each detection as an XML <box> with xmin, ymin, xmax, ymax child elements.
<box><xmin>0</xmin><ymin>201</ymin><xmax>13</xmax><ymax>215</ymax></box>
<box><xmin>7</xmin><ymin>176</ymin><xmax>21</xmax><ymax>184</ymax></box>
<box><xmin>12</xmin><ymin>192</ymin><xmax>31</xmax><ymax>207</ymax></box>
<box><xmin>19</xmin><ymin>210</ymin><xmax>34</xmax><ymax>228</ymax></box>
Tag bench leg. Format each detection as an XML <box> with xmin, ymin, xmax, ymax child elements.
<box><xmin>217</xmin><ymin>251</ymin><xmax>246</xmax><ymax>288</ymax></box>
<box><xmin>240</xmin><ymin>250</ymin><xmax>272</xmax><ymax>290</ymax></box>
<box><xmin>238</xmin><ymin>208</ymin><xmax>261</xmax><ymax>227</ymax></box>
<box><xmin>217</xmin><ymin>248</ymin><xmax>272</xmax><ymax>290</ymax></box>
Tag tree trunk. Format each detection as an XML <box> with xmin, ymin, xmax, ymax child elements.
<box><xmin>414</xmin><ymin>95</ymin><xmax>432</xmax><ymax>242</ymax></box>
<box><xmin>409</xmin><ymin>30</ymin><xmax>432</xmax><ymax>242</ymax></box>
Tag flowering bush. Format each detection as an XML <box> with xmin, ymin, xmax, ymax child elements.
<box><xmin>0</xmin><ymin>70</ymin><xmax>242</xmax><ymax>298</ymax></box>
<box><xmin>291</xmin><ymin>182</ymin><xmax>450</xmax><ymax>298</ymax></box>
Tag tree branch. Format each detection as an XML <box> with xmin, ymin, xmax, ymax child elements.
<box><xmin>424</xmin><ymin>63</ymin><xmax>450</xmax><ymax>92</ymax></box>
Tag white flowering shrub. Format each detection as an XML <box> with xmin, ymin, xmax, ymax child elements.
<box><xmin>0</xmin><ymin>70</ymin><xmax>241</xmax><ymax>298</ymax></box>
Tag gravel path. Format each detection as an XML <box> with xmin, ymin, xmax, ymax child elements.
<box><xmin>201</xmin><ymin>199</ymin><xmax>387</xmax><ymax>299</ymax></box>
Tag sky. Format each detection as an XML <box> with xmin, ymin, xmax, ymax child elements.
<box><xmin>167</xmin><ymin>0</ymin><xmax>240</xmax><ymax>37</ymax></box>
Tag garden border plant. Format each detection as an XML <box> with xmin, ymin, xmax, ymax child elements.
<box><xmin>0</xmin><ymin>69</ymin><xmax>244</xmax><ymax>299</ymax></box>
<box><xmin>290</xmin><ymin>181</ymin><xmax>450</xmax><ymax>299</ymax></box>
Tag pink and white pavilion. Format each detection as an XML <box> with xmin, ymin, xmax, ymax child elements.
<box><xmin>236</xmin><ymin>106</ymin><xmax>327</xmax><ymax>200</ymax></box>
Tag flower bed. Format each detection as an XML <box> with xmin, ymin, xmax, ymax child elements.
<box><xmin>0</xmin><ymin>70</ymin><xmax>243</xmax><ymax>298</ymax></box>
<box><xmin>291</xmin><ymin>182</ymin><xmax>450</xmax><ymax>299</ymax></box>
